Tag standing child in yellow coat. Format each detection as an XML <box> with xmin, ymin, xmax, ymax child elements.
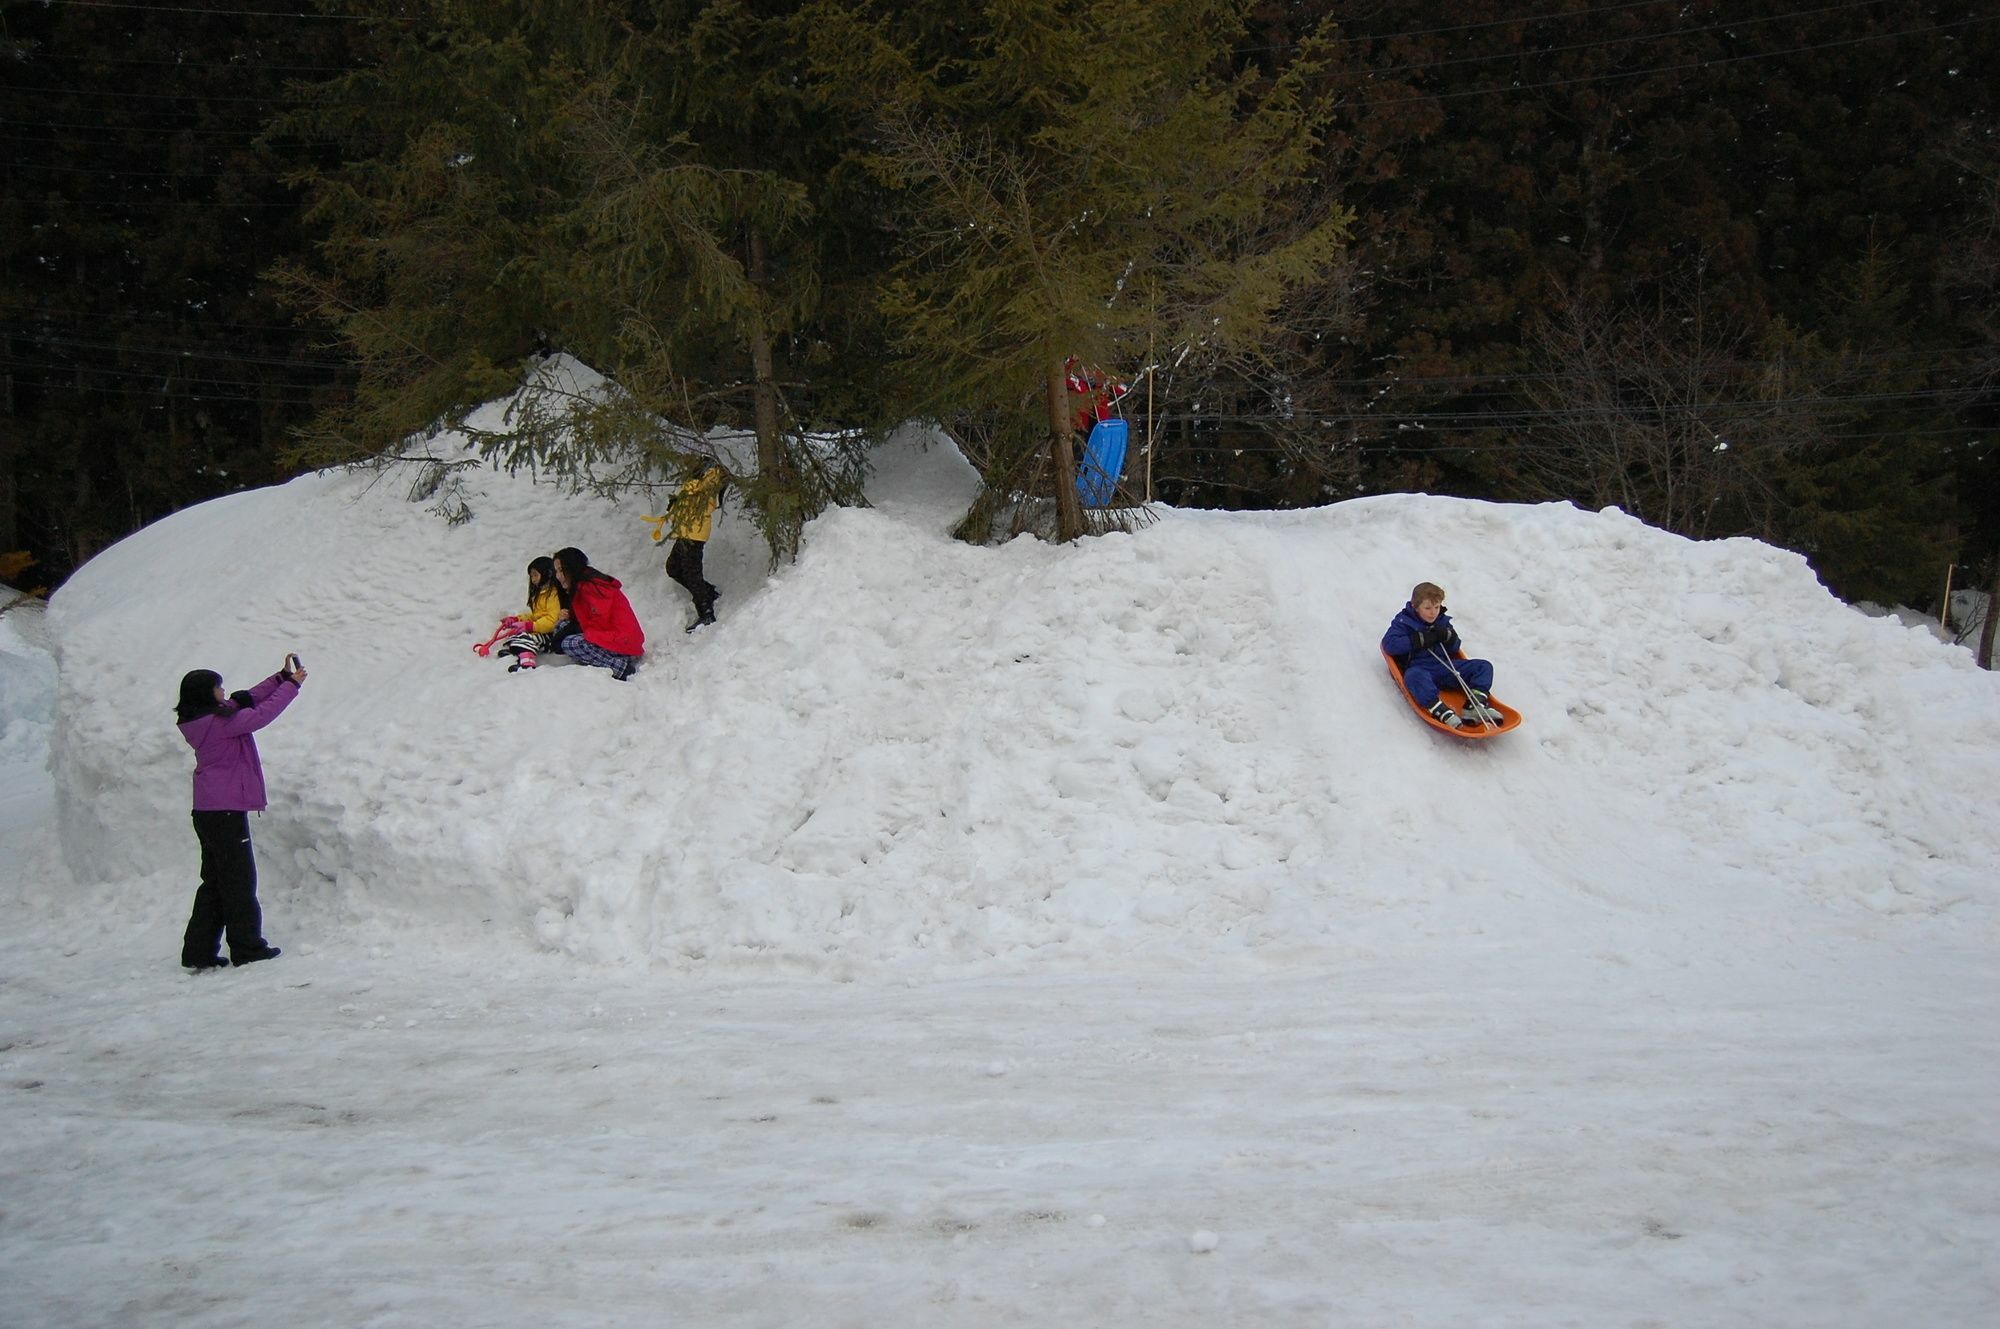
<box><xmin>497</xmin><ymin>556</ymin><xmax>566</xmax><ymax>671</ymax></box>
<box><xmin>651</xmin><ymin>464</ymin><xmax>727</xmax><ymax>633</ymax></box>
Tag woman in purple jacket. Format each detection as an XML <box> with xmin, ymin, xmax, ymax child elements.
<box><xmin>175</xmin><ymin>657</ymin><xmax>306</xmax><ymax>970</ymax></box>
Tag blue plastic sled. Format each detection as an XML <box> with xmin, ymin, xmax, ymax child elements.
<box><xmin>1076</xmin><ymin>417</ymin><xmax>1129</xmax><ymax>508</ymax></box>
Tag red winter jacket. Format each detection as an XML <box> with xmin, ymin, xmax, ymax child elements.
<box><xmin>571</xmin><ymin>575</ymin><xmax>645</xmax><ymax>656</ymax></box>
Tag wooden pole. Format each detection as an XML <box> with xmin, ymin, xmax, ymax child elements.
<box><xmin>1940</xmin><ymin>563</ymin><xmax>1956</xmax><ymax>635</ymax></box>
<box><xmin>1144</xmin><ymin>332</ymin><xmax>1155</xmax><ymax>505</ymax></box>
<box><xmin>1980</xmin><ymin>554</ymin><xmax>1998</xmax><ymax>670</ymax></box>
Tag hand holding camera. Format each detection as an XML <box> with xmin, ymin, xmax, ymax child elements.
<box><xmin>283</xmin><ymin>652</ymin><xmax>307</xmax><ymax>686</ymax></box>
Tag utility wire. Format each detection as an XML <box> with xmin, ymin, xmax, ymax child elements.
<box><xmin>37</xmin><ymin>1</ymin><xmax>393</xmax><ymax>20</ymax></box>
<box><xmin>1314</xmin><ymin>0</ymin><xmax>1897</xmax><ymax>82</ymax></box>
<box><xmin>1246</xmin><ymin>0</ymin><xmax>1765</xmax><ymax>51</ymax></box>
<box><xmin>16</xmin><ymin>49</ymin><xmax>363</xmax><ymax>74</ymax></box>
<box><xmin>1362</xmin><ymin>13</ymin><xmax>2000</xmax><ymax>106</ymax></box>
<box><xmin>13</xmin><ymin>332</ymin><xmax>355</xmax><ymax>371</ymax></box>
<box><xmin>10</xmin><ymin>352</ymin><xmax>1987</xmax><ymax>425</ymax></box>
<box><xmin>13</xmin><ymin>1</ymin><xmax>1984</xmax><ymax>118</ymax></box>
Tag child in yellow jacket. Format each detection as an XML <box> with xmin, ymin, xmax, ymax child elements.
<box><xmin>498</xmin><ymin>556</ymin><xmax>566</xmax><ymax>671</ymax></box>
<box><xmin>652</xmin><ymin>464</ymin><xmax>726</xmax><ymax>632</ymax></box>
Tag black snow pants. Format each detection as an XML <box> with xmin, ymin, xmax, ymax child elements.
<box><xmin>182</xmin><ymin>810</ymin><xmax>267</xmax><ymax>965</ymax></box>
<box><xmin>666</xmin><ymin>537</ymin><xmax>718</xmax><ymax>621</ymax></box>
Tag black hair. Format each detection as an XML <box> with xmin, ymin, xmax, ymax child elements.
<box><xmin>553</xmin><ymin>546</ymin><xmax>611</xmax><ymax>589</ymax></box>
<box><xmin>176</xmin><ymin>669</ymin><xmax>223</xmax><ymax>724</ymax></box>
<box><xmin>527</xmin><ymin>556</ymin><xmax>559</xmax><ymax>608</ymax></box>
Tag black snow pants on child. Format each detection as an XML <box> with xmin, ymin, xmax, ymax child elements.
<box><xmin>182</xmin><ymin>810</ymin><xmax>267</xmax><ymax>965</ymax></box>
<box><xmin>667</xmin><ymin>537</ymin><xmax>718</xmax><ymax>626</ymax></box>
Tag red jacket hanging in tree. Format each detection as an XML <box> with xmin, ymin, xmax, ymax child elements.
<box><xmin>1065</xmin><ymin>357</ymin><xmax>1130</xmax><ymax>435</ymax></box>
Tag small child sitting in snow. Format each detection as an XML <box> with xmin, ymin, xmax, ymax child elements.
<box><xmin>1382</xmin><ymin>581</ymin><xmax>1496</xmax><ymax>728</ymax></box>
<box><xmin>550</xmin><ymin>546</ymin><xmax>645</xmax><ymax>681</ymax></box>
<box><xmin>497</xmin><ymin>556</ymin><xmax>565</xmax><ymax>672</ymax></box>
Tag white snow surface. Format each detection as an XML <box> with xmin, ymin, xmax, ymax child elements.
<box><xmin>3</xmin><ymin>395</ymin><xmax>1998</xmax><ymax>1326</ymax></box>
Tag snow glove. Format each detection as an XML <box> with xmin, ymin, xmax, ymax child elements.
<box><xmin>1410</xmin><ymin>623</ymin><xmax>1459</xmax><ymax>653</ymax></box>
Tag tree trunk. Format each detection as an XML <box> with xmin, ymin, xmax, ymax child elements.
<box><xmin>746</xmin><ymin>230</ymin><xmax>786</xmax><ymax>476</ymax></box>
<box><xmin>1045</xmin><ymin>355</ymin><xmax>1084</xmax><ymax>541</ymax></box>
<box><xmin>746</xmin><ymin>229</ymin><xmax>796</xmax><ymax>559</ymax></box>
<box><xmin>1980</xmin><ymin>551</ymin><xmax>1998</xmax><ymax>670</ymax></box>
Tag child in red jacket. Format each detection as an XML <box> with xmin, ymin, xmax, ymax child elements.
<box><xmin>551</xmin><ymin>546</ymin><xmax>645</xmax><ymax>680</ymax></box>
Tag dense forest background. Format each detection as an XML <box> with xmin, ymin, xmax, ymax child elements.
<box><xmin>4</xmin><ymin>1</ymin><xmax>1995</xmax><ymax>636</ymax></box>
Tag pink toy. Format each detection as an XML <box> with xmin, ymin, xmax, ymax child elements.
<box><xmin>473</xmin><ymin>615</ymin><xmax>533</xmax><ymax>656</ymax></box>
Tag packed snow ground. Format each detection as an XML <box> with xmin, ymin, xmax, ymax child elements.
<box><xmin>2</xmin><ymin>393</ymin><xmax>1997</xmax><ymax>1326</ymax></box>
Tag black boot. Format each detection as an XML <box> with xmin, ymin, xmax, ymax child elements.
<box><xmin>232</xmin><ymin>945</ymin><xmax>282</xmax><ymax>966</ymax></box>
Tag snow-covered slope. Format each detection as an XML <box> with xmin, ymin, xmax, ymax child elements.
<box><xmin>37</xmin><ymin>387</ymin><xmax>2000</xmax><ymax>974</ymax></box>
<box><xmin>0</xmin><ymin>602</ymin><xmax>55</xmax><ymax>834</ymax></box>
<box><xmin>10</xmin><ymin>389</ymin><xmax>2000</xmax><ymax>1329</ymax></box>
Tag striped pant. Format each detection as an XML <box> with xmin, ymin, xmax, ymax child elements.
<box><xmin>500</xmin><ymin>630</ymin><xmax>557</xmax><ymax>658</ymax></box>
<box><xmin>561</xmin><ymin>634</ymin><xmax>635</xmax><ymax>677</ymax></box>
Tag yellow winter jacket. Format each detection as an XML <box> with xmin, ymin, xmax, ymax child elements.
<box><xmin>523</xmin><ymin>585</ymin><xmax>562</xmax><ymax>634</ymax></box>
<box><xmin>668</xmin><ymin>466</ymin><xmax>726</xmax><ymax>542</ymax></box>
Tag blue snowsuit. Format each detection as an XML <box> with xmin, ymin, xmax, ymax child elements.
<box><xmin>1382</xmin><ymin>602</ymin><xmax>1494</xmax><ymax>708</ymax></box>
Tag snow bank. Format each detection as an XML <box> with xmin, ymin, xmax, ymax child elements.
<box><xmin>40</xmin><ymin>383</ymin><xmax>2000</xmax><ymax>972</ymax></box>
<box><xmin>0</xmin><ymin>602</ymin><xmax>55</xmax><ymax>833</ymax></box>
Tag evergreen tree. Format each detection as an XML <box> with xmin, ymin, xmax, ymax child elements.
<box><xmin>1776</xmin><ymin>244</ymin><xmax>1960</xmax><ymax>606</ymax></box>
<box><xmin>1276</xmin><ymin>0</ymin><xmax>1996</xmax><ymax>601</ymax></box>
<box><xmin>810</xmin><ymin>0</ymin><xmax>1354</xmax><ymax>540</ymax></box>
<box><xmin>274</xmin><ymin>0</ymin><xmax>891</xmax><ymax>560</ymax></box>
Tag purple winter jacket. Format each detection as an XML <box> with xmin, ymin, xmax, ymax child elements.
<box><xmin>179</xmin><ymin>672</ymin><xmax>300</xmax><ymax>811</ymax></box>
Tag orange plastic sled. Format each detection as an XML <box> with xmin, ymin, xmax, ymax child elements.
<box><xmin>1381</xmin><ymin>646</ymin><xmax>1523</xmax><ymax>740</ymax></box>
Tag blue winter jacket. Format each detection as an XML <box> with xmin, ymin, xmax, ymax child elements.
<box><xmin>1382</xmin><ymin>602</ymin><xmax>1464</xmax><ymax>670</ymax></box>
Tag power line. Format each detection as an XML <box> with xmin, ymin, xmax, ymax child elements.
<box><xmin>0</xmin><ymin>115</ymin><xmax>297</xmax><ymax>139</ymax></box>
<box><xmin>37</xmin><ymin>1</ymin><xmax>392</xmax><ymax>20</ymax></box>
<box><xmin>0</xmin><ymin>364</ymin><xmax>338</xmax><ymax>404</ymax></box>
<box><xmin>11</xmin><ymin>316</ymin><xmax>1989</xmax><ymax>397</ymax></box>
<box><xmin>1320</xmin><ymin>0</ymin><xmax>1894</xmax><ymax>83</ymax></box>
<box><xmin>4</xmin><ymin>158</ymin><xmax>297</xmax><ymax>180</ymax></box>
<box><xmin>4</xmin><ymin>311</ymin><xmax>323</xmax><ymax>334</ymax></box>
<box><xmin>17</xmin><ymin>0</ymin><xmax>1983</xmax><ymax>116</ymax></box>
<box><xmin>2</xmin><ymin>83</ymin><xmax>309</xmax><ymax>106</ymax></box>
<box><xmin>6</xmin><ymin>6</ymin><xmax>1980</xmax><ymax>177</ymax></box>
<box><xmin>1357</xmin><ymin>12</ymin><xmax>2000</xmax><ymax>107</ymax></box>
<box><xmin>1145</xmin><ymin>423</ymin><xmax>1995</xmax><ymax>454</ymax></box>
<box><xmin>12</xmin><ymin>331</ymin><xmax>354</xmax><ymax>371</ymax></box>
<box><xmin>16</xmin><ymin>0</ymin><xmax>1885</xmax><ymax>93</ymax></box>
<box><xmin>1154</xmin><ymin>385</ymin><xmax>1987</xmax><ymax>426</ymax></box>
<box><xmin>0</xmin><ymin>353</ymin><xmax>343</xmax><ymax>392</ymax></box>
<box><xmin>13</xmin><ymin>48</ymin><xmax>362</xmax><ymax>74</ymax></box>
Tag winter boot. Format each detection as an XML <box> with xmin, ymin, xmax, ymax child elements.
<box><xmin>182</xmin><ymin>956</ymin><xmax>229</xmax><ymax>971</ymax></box>
<box><xmin>508</xmin><ymin>648</ymin><xmax>539</xmax><ymax>673</ymax></box>
<box><xmin>1427</xmin><ymin>699</ymin><xmax>1463</xmax><ymax>728</ymax></box>
<box><xmin>231</xmin><ymin>945</ymin><xmax>282</xmax><ymax>966</ymax></box>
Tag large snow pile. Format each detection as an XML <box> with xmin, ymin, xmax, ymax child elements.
<box><xmin>0</xmin><ymin>602</ymin><xmax>55</xmax><ymax>833</ymax></box>
<box><xmin>9</xmin><ymin>371</ymin><xmax>2000</xmax><ymax>1329</ymax></box>
<box><xmin>36</xmin><ymin>374</ymin><xmax>2000</xmax><ymax>973</ymax></box>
